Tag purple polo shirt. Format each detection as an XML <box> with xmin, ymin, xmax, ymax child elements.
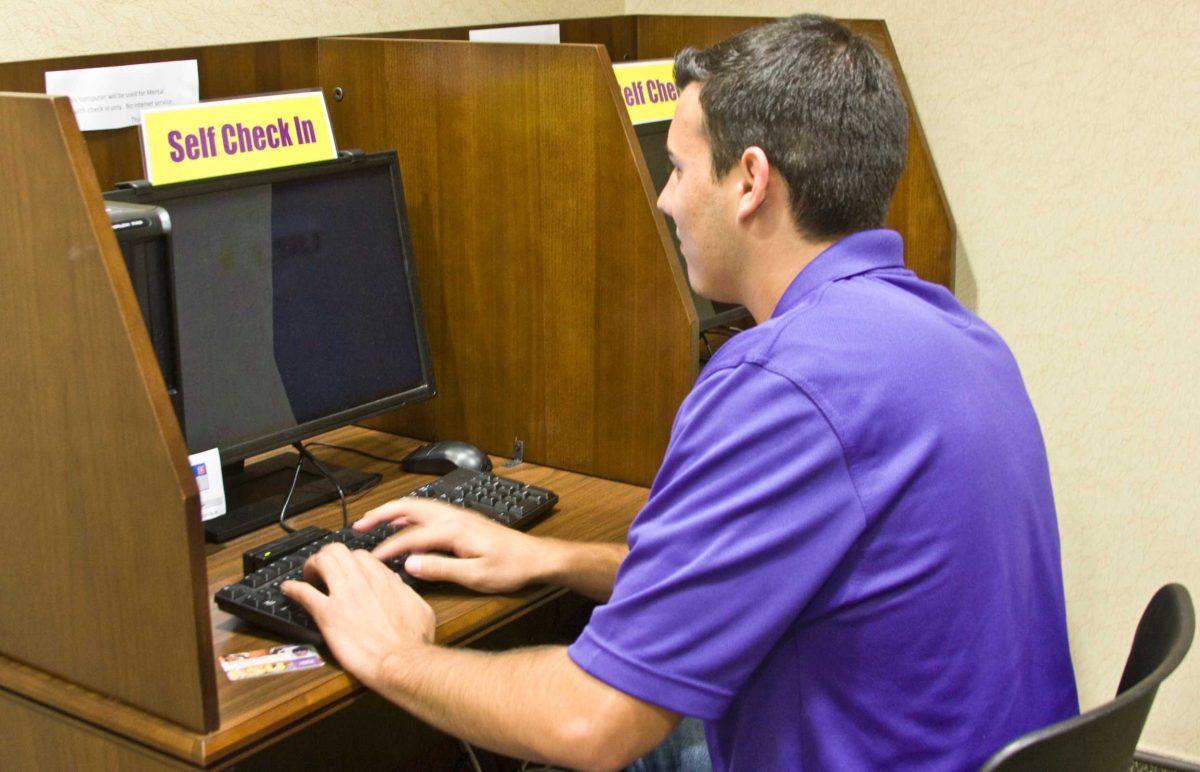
<box><xmin>568</xmin><ymin>230</ymin><xmax>1078</xmax><ymax>770</ymax></box>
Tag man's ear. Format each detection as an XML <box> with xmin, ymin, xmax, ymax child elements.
<box><xmin>735</xmin><ymin>146</ymin><xmax>771</xmax><ymax>222</ymax></box>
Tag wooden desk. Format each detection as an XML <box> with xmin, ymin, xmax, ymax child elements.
<box><xmin>0</xmin><ymin>427</ymin><xmax>646</xmax><ymax>769</ymax></box>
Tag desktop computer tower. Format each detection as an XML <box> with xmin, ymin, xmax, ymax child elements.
<box><xmin>103</xmin><ymin>199</ymin><xmax>183</xmax><ymax>419</ymax></box>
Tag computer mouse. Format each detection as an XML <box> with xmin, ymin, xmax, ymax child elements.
<box><xmin>401</xmin><ymin>440</ymin><xmax>493</xmax><ymax>475</ymax></box>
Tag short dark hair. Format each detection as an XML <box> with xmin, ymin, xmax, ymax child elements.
<box><xmin>674</xmin><ymin>15</ymin><xmax>908</xmax><ymax>240</ymax></box>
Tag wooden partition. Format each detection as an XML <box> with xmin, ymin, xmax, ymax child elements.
<box><xmin>381</xmin><ymin>15</ymin><xmax>954</xmax><ymax>289</ymax></box>
<box><xmin>328</xmin><ymin>19</ymin><xmax>954</xmax><ymax>486</ymax></box>
<box><xmin>321</xmin><ymin>38</ymin><xmax>697</xmax><ymax>487</ymax></box>
<box><xmin>0</xmin><ymin>21</ymin><xmax>959</xmax><ymax>763</ymax></box>
<box><xmin>0</xmin><ymin>93</ymin><xmax>215</xmax><ymax>731</ymax></box>
<box><xmin>0</xmin><ymin>40</ymin><xmax>318</xmax><ymax>190</ymax></box>
<box><xmin>0</xmin><ymin>18</ymin><xmax>632</xmax><ymax>191</ymax></box>
<box><xmin>394</xmin><ymin>16</ymin><xmax>639</xmax><ymax>62</ymax></box>
<box><xmin>0</xmin><ymin>17</ymin><xmax>953</xmax><ymax>290</ymax></box>
<box><xmin>634</xmin><ymin>16</ymin><xmax>956</xmax><ymax>288</ymax></box>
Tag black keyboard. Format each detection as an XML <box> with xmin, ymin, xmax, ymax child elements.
<box><xmin>214</xmin><ymin>468</ymin><xmax>558</xmax><ymax>644</ymax></box>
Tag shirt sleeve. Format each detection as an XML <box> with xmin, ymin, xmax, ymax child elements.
<box><xmin>568</xmin><ymin>361</ymin><xmax>866</xmax><ymax>719</ymax></box>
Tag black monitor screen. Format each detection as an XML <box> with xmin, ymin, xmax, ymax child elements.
<box><xmin>107</xmin><ymin>153</ymin><xmax>434</xmax><ymax>461</ymax></box>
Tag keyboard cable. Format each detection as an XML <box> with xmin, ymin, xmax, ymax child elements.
<box><xmin>276</xmin><ymin>441</ymin><xmax>351</xmax><ymax>534</ymax></box>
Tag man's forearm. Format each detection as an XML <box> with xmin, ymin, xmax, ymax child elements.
<box><xmin>370</xmin><ymin>644</ymin><xmax>667</xmax><ymax>769</ymax></box>
<box><xmin>536</xmin><ymin>539</ymin><xmax>627</xmax><ymax>602</ymax></box>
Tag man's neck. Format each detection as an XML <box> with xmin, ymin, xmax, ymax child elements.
<box><xmin>741</xmin><ymin>234</ymin><xmax>838</xmax><ymax>323</ymax></box>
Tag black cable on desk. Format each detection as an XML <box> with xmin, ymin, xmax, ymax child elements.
<box><xmin>275</xmin><ymin>442</ymin><xmax>359</xmax><ymax>534</ymax></box>
<box><xmin>295</xmin><ymin>442</ymin><xmax>349</xmax><ymax>530</ymax></box>
<box><xmin>276</xmin><ymin>454</ymin><xmax>307</xmax><ymax>534</ymax></box>
<box><xmin>304</xmin><ymin>440</ymin><xmax>407</xmax><ymax>466</ymax></box>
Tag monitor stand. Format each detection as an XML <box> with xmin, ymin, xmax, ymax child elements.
<box><xmin>203</xmin><ymin>453</ymin><xmax>380</xmax><ymax>543</ymax></box>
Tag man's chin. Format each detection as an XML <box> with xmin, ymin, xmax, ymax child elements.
<box><xmin>688</xmin><ymin>277</ymin><xmax>728</xmax><ymax>304</ymax></box>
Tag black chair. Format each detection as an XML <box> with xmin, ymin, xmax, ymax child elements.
<box><xmin>981</xmin><ymin>583</ymin><xmax>1194</xmax><ymax>771</ymax></box>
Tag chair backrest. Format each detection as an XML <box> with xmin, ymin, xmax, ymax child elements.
<box><xmin>980</xmin><ymin>584</ymin><xmax>1194</xmax><ymax>772</ymax></box>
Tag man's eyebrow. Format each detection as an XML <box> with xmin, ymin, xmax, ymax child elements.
<box><xmin>666</xmin><ymin>146</ymin><xmax>680</xmax><ymax>166</ymax></box>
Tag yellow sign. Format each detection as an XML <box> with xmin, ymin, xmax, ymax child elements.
<box><xmin>612</xmin><ymin>59</ymin><xmax>679</xmax><ymax>125</ymax></box>
<box><xmin>140</xmin><ymin>91</ymin><xmax>337</xmax><ymax>185</ymax></box>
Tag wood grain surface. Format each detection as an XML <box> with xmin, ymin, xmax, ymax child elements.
<box><xmin>321</xmin><ymin>37</ymin><xmax>697</xmax><ymax>487</ymax></box>
<box><xmin>0</xmin><ymin>39</ymin><xmax>318</xmax><ymax>191</ymax></box>
<box><xmin>390</xmin><ymin>15</ymin><xmax>639</xmax><ymax>62</ymax></box>
<box><xmin>0</xmin><ymin>93</ymin><xmax>215</xmax><ymax>731</ymax></box>
<box><xmin>0</xmin><ymin>690</ymin><xmax>189</xmax><ymax>770</ymax></box>
<box><xmin>0</xmin><ymin>426</ymin><xmax>644</xmax><ymax>766</ymax></box>
<box><xmin>0</xmin><ymin>18</ymin><xmax>955</xmax><ymax>763</ymax></box>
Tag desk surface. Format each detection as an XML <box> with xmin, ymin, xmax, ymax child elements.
<box><xmin>0</xmin><ymin>427</ymin><xmax>646</xmax><ymax>767</ymax></box>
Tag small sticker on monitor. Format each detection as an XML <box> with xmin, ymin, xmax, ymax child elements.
<box><xmin>188</xmin><ymin>448</ymin><xmax>226</xmax><ymax>520</ymax></box>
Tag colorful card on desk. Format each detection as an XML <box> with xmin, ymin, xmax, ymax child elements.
<box><xmin>218</xmin><ymin>644</ymin><xmax>325</xmax><ymax>681</ymax></box>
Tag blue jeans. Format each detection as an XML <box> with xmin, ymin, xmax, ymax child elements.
<box><xmin>628</xmin><ymin>717</ymin><xmax>712</xmax><ymax>772</ymax></box>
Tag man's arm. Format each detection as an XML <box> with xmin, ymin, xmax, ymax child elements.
<box><xmin>282</xmin><ymin>544</ymin><xmax>676</xmax><ymax>769</ymax></box>
<box><xmin>537</xmin><ymin>538</ymin><xmax>627</xmax><ymax>603</ymax></box>
<box><xmin>354</xmin><ymin>498</ymin><xmax>627</xmax><ymax>603</ymax></box>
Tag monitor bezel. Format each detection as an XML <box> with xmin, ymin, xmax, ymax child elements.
<box><xmin>105</xmin><ymin>151</ymin><xmax>436</xmax><ymax>463</ymax></box>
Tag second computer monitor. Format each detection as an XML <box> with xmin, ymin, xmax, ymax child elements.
<box><xmin>636</xmin><ymin>120</ymin><xmax>749</xmax><ymax>332</ymax></box>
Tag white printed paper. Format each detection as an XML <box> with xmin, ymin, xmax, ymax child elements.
<box><xmin>45</xmin><ymin>60</ymin><xmax>199</xmax><ymax>132</ymax></box>
<box><xmin>188</xmin><ymin>447</ymin><xmax>227</xmax><ymax>521</ymax></box>
<box><xmin>469</xmin><ymin>23</ymin><xmax>560</xmax><ymax>45</ymax></box>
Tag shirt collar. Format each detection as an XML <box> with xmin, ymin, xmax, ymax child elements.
<box><xmin>771</xmin><ymin>229</ymin><xmax>905</xmax><ymax>319</ymax></box>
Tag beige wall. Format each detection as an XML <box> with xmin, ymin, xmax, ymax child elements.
<box><xmin>628</xmin><ymin>0</ymin><xmax>1200</xmax><ymax>761</ymax></box>
<box><xmin>5</xmin><ymin>0</ymin><xmax>1197</xmax><ymax>763</ymax></box>
<box><xmin>0</xmin><ymin>1</ymin><xmax>622</xmax><ymax>62</ymax></box>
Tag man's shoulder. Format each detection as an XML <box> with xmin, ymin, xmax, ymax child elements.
<box><xmin>702</xmin><ymin>272</ymin><xmax>932</xmax><ymax>380</ymax></box>
<box><xmin>755</xmin><ymin>270</ymin><xmax>987</xmax><ymax>372</ymax></box>
<box><xmin>695</xmin><ymin>269</ymin><xmax>1021</xmax><ymax>445</ymax></box>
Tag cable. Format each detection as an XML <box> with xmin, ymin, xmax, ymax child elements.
<box><xmin>294</xmin><ymin>442</ymin><xmax>349</xmax><ymax>529</ymax></box>
<box><xmin>304</xmin><ymin>440</ymin><xmax>408</xmax><ymax>466</ymax></box>
<box><xmin>459</xmin><ymin>741</ymin><xmax>484</xmax><ymax>772</ymax></box>
<box><xmin>276</xmin><ymin>453</ymin><xmax>308</xmax><ymax>533</ymax></box>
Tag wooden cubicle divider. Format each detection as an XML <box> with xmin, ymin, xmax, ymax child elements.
<box><xmin>0</xmin><ymin>21</ymin><xmax>957</xmax><ymax>762</ymax></box>
<box><xmin>382</xmin><ymin>16</ymin><xmax>954</xmax><ymax>289</ymax></box>
<box><xmin>0</xmin><ymin>39</ymin><xmax>318</xmax><ymax>191</ymax></box>
<box><xmin>394</xmin><ymin>16</ymin><xmax>639</xmax><ymax>62</ymax></box>
<box><xmin>0</xmin><ymin>16</ymin><xmax>953</xmax><ymax>289</ymax></box>
<box><xmin>634</xmin><ymin>15</ymin><xmax>956</xmax><ymax>289</ymax></box>
<box><xmin>383</xmin><ymin>15</ymin><xmax>955</xmax><ymax>290</ymax></box>
<box><xmin>0</xmin><ymin>15</ymin><xmax>954</xmax><ymax>490</ymax></box>
<box><xmin>321</xmin><ymin>38</ymin><xmax>698</xmax><ymax>487</ymax></box>
<box><xmin>0</xmin><ymin>93</ymin><xmax>217</xmax><ymax>732</ymax></box>
<box><xmin>328</xmin><ymin>19</ymin><xmax>954</xmax><ymax>487</ymax></box>
<box><xmin>0</xmin><ymin>18</ymin><xmax>634</xmax><ymax>191</ymax></box>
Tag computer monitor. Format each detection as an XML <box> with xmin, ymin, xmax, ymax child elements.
<box><xmin>105</xmin><ymin>152</ymin><xmax>435</xmax><ymax>541</ymax></box>
<box><xmin>635</xmin><ymin>120</ymin><xmax>749</xmax><ymax>332</ymax></box>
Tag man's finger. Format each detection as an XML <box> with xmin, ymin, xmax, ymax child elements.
<box><xmin>350</xmin><ymin>548</ymin><xmax>398</xmax><ymax>596</ymax></box>
<box><xmin>373</xmin><ymin>523</ymin><xmax>462</xmax><ymax>560</ymax></box>
<box><xmin>404</xmin><ymin>553</ymin><xmax>481</xmax><ymax>587</ymax></box>
<box><xmin>303</xmin><ymin>542</ymin><xmax>354</xmax><ymax>589</ymax></box>
<box><xmin>281</xmin><ymin>579</ymin><xmax>328</xmax><ymax>616</ymax></box>
<box><xmin>354</xmin><ymin>497</ymin><xmax>448</xmax><ymax>532</ymax></box>
<box><xmin>352</xmin><ymin>498</ymin><xmax>411</xmax><ymax>531</ymax></box>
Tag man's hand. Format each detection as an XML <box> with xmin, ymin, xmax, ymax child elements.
<box><xmin>281</xmin><ymin>543</ymin><xmax>434</xmax><ymax>689</ymax></box>
<box><xmin>352</xmin><ymin>497</ymin><xmax>547</xmax><ymax>594</ymax></box>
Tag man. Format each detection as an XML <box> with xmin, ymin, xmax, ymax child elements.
<box><xmin>283</xmin><ymin>15</ymin><xmax>1078</xmax><ymax>770</ymax></box>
